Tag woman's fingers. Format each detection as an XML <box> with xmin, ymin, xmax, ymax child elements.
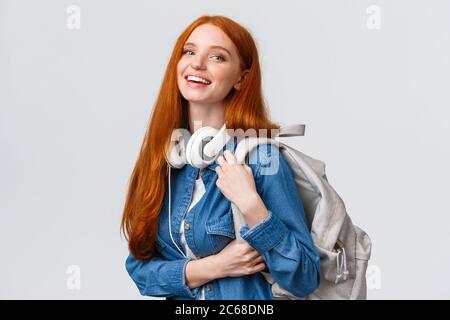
<box><xmin>248</xmin><ymin>256</ymin><xmax>265</xmax><ymax>269</ymax></box>
<box><xmin>239</xmin><ymin>243</ymin><xmax>256</xmax><ymax>254</ymax></box>
<box><xmin>251</xmin><ymin>255</ymin><xmax>265</xmax><ymax>266</ymax></box>
<box><xmin>215</xmin><ymin>165</ymin><xmax>223</xmax><ymax>177</ymax></box>
<box><xmin>216</xmin><ymin>150</ymin><xmax>237</xmax><ymax>169</ymax></box>
<box><xmin>223</xmin><ymin>150</ymin><xmax>236</xmax><ymax>164</ymax></box>
<box><xmin>246</xmin><ymin>250</ymin><xmax>262</xmax><ymax>261</ymax></box>
<box><xmin>217</xmin><ymin>155</ymin><xmax>225</xmax><ymax>165</ymax></box>
<box><xmin>251</xmin><ymin>262</ymin><xmax>266</xmax><ymax>274</ymax></box>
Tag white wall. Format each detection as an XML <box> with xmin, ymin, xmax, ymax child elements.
<box><xmin>1</xmin><ymin>0</ymin><xmax>449</xmax><ymax>299</ymax></box>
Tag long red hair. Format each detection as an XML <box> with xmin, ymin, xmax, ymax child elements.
<box><xmin>121</xmin><ymin>15</ymin><xmax>280</xmax><ymax>260</ymax></box>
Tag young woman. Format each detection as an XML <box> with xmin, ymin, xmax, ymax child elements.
<box><xmin>121</xmin><ymin>15</ymin><xmax>320</xmax><ymax>300</ymax></box>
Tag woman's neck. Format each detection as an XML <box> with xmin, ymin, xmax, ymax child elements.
<box><xmin>188</xmin><ymin>101</ymin><xmax>225</xmax><ymax>135</ymax></box>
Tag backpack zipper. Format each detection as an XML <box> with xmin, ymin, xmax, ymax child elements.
<box><xmin>334</xmin><ymin>240</ymin><xmax>349</xmax><ymax>284</ymax></box>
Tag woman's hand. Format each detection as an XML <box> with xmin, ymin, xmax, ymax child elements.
<box><xmin>211</xmin><ymin>239</ymin><xmax>266</xmax><ymax>278</ymax></box>
<box><xmin>215</xmin><ymin>150</ymin><xmax>269</xmax><ymax>227</ymax></box>
<box><xmin>215</xmin><ymin>150</ymin><xmax>257</xmax><ymax>210</ymax></box>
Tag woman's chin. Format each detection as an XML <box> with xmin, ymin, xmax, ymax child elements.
<box><xmin>185</xmin><ymin>98</ymin><xmax>211</xmax><ymax>104</ymax></box>
<box><xmin>182</xmin><ymin>93</ymin><xmax>211</xmax><ymax>103</ymax></box>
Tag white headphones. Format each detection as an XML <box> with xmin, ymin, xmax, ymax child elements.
<box><xmin>166</xmin><ymin>124</ymin><xmax>233</xmax><ymax>169</ymax></box>
<box><xmin>165</xmin><ymin>123</ymin><xmax>233</xmax><ymax>258</ymax></box>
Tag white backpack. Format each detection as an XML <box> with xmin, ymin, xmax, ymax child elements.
<box><xmin>231</xmin><ymin>124</ymin><xmax>372</xmax><ymax>300</ymax></box>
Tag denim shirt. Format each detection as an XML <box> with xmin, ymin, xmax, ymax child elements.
<box><xmin>125</xmin><ymin>138</ymin><xmax>321</xmax><ymax>300</ymax></box>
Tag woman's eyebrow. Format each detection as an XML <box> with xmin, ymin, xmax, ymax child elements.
<box><xmin>184</xmin><ymin>42</ymin><xmax>231</xmax><ymax>56</ymax></box>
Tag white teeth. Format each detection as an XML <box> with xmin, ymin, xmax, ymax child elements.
<box><xmin>186</xmin><ymin>75</ymin><xmax>211</xmax><ymax>84</ymax></box>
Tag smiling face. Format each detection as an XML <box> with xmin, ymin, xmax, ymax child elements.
<box><xmin>177</xmin><ymin>23</ymin><xmax>244</xmax><ymax>105</ymax></box>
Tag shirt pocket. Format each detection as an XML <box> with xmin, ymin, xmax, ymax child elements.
<box><xmin>205</xmin><ymin>209</ymin><xmax>236</xmax><ymax>254</ymax></box>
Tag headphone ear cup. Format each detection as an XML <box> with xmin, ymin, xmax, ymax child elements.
<box><xmin>186</xmin><ymin>126</ymin><xmax>220</xmax><ymax>168</ymax></box>
<box><xmin>166</xmin><ymin>129</ymin><xmax>191</xmax><ymax>169</ymax></box>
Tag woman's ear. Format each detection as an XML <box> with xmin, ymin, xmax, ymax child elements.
<box><xmin>234</xmin><ymin>70</ymin><xmax>250</xmax><ymax>90</ymax></box>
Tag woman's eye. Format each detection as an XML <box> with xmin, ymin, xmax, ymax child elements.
<box><xmin>182</xmin><ymin>49</ymin><xmax>225</xmax><ymax>62</ymax></box>
<box><xmin>211</xmin><ymin>55</ymin><xmax>225</xmax><ymax>62</ymax></box>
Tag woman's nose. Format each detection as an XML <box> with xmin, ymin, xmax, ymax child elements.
<box><xmin>191</xmin><ymin>53</ymin><xmax>207</xmax><ymax>70</ymax></box>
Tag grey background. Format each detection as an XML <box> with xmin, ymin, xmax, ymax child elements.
<box><xmin>1</xmin><ymin>0</ymin><xmax>449</xmax><ymax>299</ymax></box>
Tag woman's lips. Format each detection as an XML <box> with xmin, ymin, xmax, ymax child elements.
<box><xmin>185</xmin><ymin>78</ymin><xmax>210</xmax><ymax>88</ymax></box>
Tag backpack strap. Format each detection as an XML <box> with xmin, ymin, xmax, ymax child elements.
<box><xmin>234</xmin><ymin>124</ymin><xmax>305</xmax><ymax>165</ymax></box>
<box><xmin>276</xmin><ymin>124</ymin><xmax>306</xmax><ymax>138</ymax></box>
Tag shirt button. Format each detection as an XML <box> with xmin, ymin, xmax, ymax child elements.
<box><xmin>185</xmin><ymin>223</ymin><xmax>190</xmax><ymax>230</ymax></box>
<box><xmin>206</xmin><ymin>284</ymin><xmax>212</xmax><ymax>292</ymax></box>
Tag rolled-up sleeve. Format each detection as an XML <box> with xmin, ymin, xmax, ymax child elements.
<box><xmin>240</xmin><ymin>210</ymin><xmax>288</xmax><ymax>252</ymax></box>
<box><xmin>240</xmin><ymin>143</ymin><xmax>321</xmax><ymax>298</ymax></box>
<box><xmin>125</xmin><ymin>253</ymin><xmax>200</xmax><ymax>299</ymax></box>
